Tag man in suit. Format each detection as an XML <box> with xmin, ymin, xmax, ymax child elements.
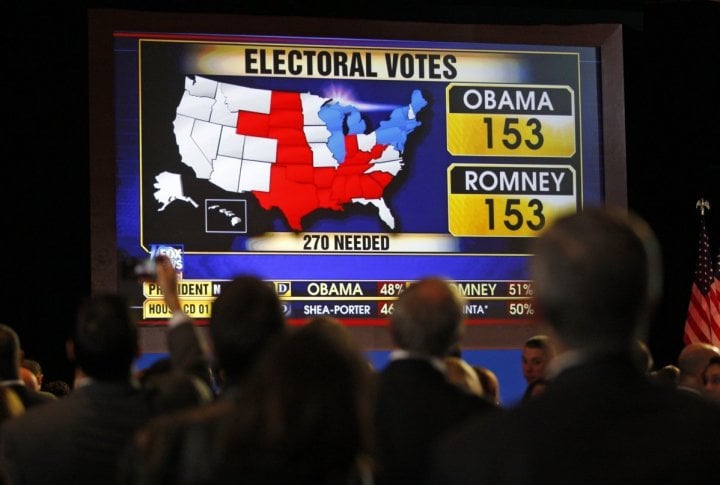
<box><xmin>0</xmin><ymin>293</ymin><xmax>152</xmax><ymax>484</ymax></box>
<box><xmin>0</xmin><ymin>256</ymin><xmax>211</xmax><ymax>484</ymax></box>
<box><xmin>373</xmin><ymin>276</ymin><xmax>496</xmax><ymax>485</ymax></box>
<box><xmin>0</xmin><ymin>325</ymin><xmax>55</xmax><ymax>409</ymax></box>
<box><xmin>429</xmin><ymin>207</ymin><xmax>720</xmax><ymax>484</ymax></box>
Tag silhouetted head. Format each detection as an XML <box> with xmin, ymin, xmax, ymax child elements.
<box><xmin>209</xmin><ymin>276</ymin><xmax>286</xmax><ymax>382</ymax></box>
<box><xmin>221</xmin><ymin>315</ymin><xmax>375</xmax><ymax>482</ymax></box>
<box><xmin>43</xmin><ymin>380</ymin><xmax>71</xmax><ymax>398</ymax></box>
<box><xmin>72</xmin><ymin>293</ymin><xmax>138</xmax><ymax>380</ymax></box>
<box><xmin>649</xmin><ymin>364</ymin><xmax>680</xmax><ymax>389</ymax></box>
<box><xmin>632</xmin><ymin>339</ymin><xmax>655</xmax><ymax>373</ymax></box>
<box><xmin>21</xmin><ymin>359</ymin><xmax>43</xmax><ymax>387</ymax></box>
<box><xmin>0</xmin><ymin>324</ymin><xmax>21</xmax><ymax>380</ymax></box>
<box><xmin>531</xmin><ymin>207</ymin><xmax>662</xmax><ymax>350</ymax></box>
<box><xmin>390</xmin><ymin>277</ymin><xmax>464</xmax><ymax>357</ymax></box>
<box><xmin>20</xmin><ymin>367</ymin><xmax>40</xmax><ymax>391</ymax></box>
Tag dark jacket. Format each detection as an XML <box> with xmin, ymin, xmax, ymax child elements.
<box><xmin>374</xmin><ymin>358</ymin><xmax>497</xmax><ymax>484</ymax></box>
<box><xmin>430</xmin><ymin>351</ymin><xmax>720</xmax><ymax>485</ymax></box>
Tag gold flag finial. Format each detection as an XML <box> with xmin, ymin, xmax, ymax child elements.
<box><xmin>696</xmin><ymin>198</ymin><xmax>710</xmax><ymax>216</ymax></box>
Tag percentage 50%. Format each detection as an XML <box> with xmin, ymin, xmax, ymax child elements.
<box><xmin>508</xmin><ymin>302</ymin><xmax>535</xmax><ymax>316</ymax></box>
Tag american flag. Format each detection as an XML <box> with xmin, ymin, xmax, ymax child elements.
<box><xmin>684</xmin><ymin>202</ymin><xmax>720</xmax><ymax>346</ymax></box>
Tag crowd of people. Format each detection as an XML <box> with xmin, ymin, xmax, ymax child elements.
<box><xmin>0</xmin><ymin>207</ymin><xmax>719</xmax><ymax>484</ymax></box>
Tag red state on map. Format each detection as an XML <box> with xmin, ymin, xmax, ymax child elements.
<box><xmin>246</xmin><ymin>90</ymin><xmax>395</xmax><ymax>231</ymax></box>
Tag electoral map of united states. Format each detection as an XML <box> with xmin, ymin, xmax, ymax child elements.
<box><xmin>155</xmin><ymin>75</ymin><xmax>427</xmax><ymax>231</ymax></box>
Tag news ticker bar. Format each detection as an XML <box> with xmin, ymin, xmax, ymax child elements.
<box><xmin>139</xmin><ymin>279</ymin><xmax>535</xmax><ymax>321</ymax></box>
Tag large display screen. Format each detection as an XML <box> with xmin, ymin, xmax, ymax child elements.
<box><xmin>89</xmin><ymin>10</ymin><xmax>626</xmax><ymax>401</ymax></box>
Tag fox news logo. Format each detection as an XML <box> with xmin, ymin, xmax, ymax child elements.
<box><xmin>149</xmin><ymin>244</ymin><xmax>184</xmax><ymax>275</ymax></box>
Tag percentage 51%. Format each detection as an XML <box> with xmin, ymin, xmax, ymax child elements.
<box><xmin>508</xmin><ymin>282</ymin><xmax>534</xmax><ymax>296</ymax></box>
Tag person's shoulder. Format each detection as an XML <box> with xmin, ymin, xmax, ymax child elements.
<box><xmin>379</xmin><ymin>357</ymin><xmax>444</xmax><ymax>377</ymax></box>
<box><xmin>142</xmin><ymin>370</ymin><xmax>214</xmax><ymax>414</ymax></box>
<box><xmin>465</xmin><ymin>388</ymin><xmax>500</xmax><ymax>411</ymax></box>
<box><xmin>445</xmin><ymin>394</ymin><xmax>540</xmax><ymax>450</ymax></box>
<box><xmin>142</xmin><ymin>396</ymin><xmax>233</xmax><ymax>433</ymax></box>
<box><xmin>0</xmin><ymin>391</ymin><xmax>69</xmax><ymax>437</ymax></box>
<box><xmin>664</xmin><ymin>386</ymin><xmax>720</xmax><ymax>419</ymax></box>
<box><xmin>131</xmin><ymin>397</ymin><xmax>233</xmax><ymax>459</ymax></box>
<box><xmin>32</xmin><ymin>389</ymin><xmax>57</xmax><ymax>404</ymax></box>
<box><xmin>376</xmin><ymin>358</ymin><xmax>430</xmax><ymax>384</ymax></box>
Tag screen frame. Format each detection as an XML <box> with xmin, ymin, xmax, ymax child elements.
<box><xmin>88</xmin><ymin>9</ymin><xmax>626</xmax><ymax>348</ymax></box>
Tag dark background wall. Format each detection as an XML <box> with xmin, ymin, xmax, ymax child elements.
<box><xmin>3</xmin><ymin>0</ymin><xmax>719</xmax><ymax>384</ymax></box>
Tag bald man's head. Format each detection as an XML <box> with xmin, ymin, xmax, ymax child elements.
<box><xmin>677</xmin><ymin>343</ymin><xmax>720</xmax><ymax>392</ymax></box>
<box><xmin>390</xmin><ymin>277</ymin><xmax>464</xmax><ymax>357</ymax></box>
<box><xmin>678</xmin><ymin>343</ymin><xmax>720</xmax><ymax>378</ymax></box>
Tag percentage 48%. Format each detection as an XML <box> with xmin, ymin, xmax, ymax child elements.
<box><xmin>378</xmin><ymin>282</ymin><xmax>407</xmax><ymax>296</ymax></box>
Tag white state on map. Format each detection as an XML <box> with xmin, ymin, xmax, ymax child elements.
<box><xmin>303</xmin><ymin>115</ymin><xmax>335</xmax><ymax>168</ymax></box>
<box><xmin>309</xmin><ymin>142</ymin><xmax>338</xmax><ymax>168</ymax></box>
<box><xmin>218</xmin><ymin>125</ymin><xmax>246</xmax><ymax>159</ymax></box>
<box><xmin>357</xmin><ymin>133</ymin><xmax>376</xmax><ymax>151</ymax></box>
<box><xmin>220</xmin><ymin>83</ymin><xmax>272</xmax><ymax>114</ymax></box>
<box><xmin>351</xmin><ymin>198</ymin><xmax>396</xmax><ymax>229</ymax></box>
<box><xmin>304</xmin><ymin>125</ymin><xmax>332</xmax><ymax>143</ymax></box>
<box><xmin>209</xmin><ymin>86</ymin><xmax>239</xmax><ymax>127</ymax></box>
<box><xmin>218</xmin><ymin>208</ymin><xmax>242</xmax><ymax>226</ymax></box>
<box><xmin>208</xmin><ymin>156</ymin><xmax>273</xmax><ymax>193</ymax></box>
<box><xmin>364</xmin><ymin>145</ymin><xmax>404</xmax><ymax>176</ymax></box>
<box><xmin>173</xmin><ymin>76</ymin><xmax>278</xmax><ymax>196</ymax></box>
<box><xmin>208</xmin><ymin>156</ymin><xmax>242</xmax><ymax>192</ymax></box>
<box><xmin>300</xmin><ymin>92</ymin><xmax>328</xmax><ymax>125</ymax></box>
<box><xmin>208</xmin><ymin>204</ymin><xmax>243</xmax><ymax>228</ymax></box>
<box><xmin>243</xmin><ymin>136</ymin><xmax>277</xmax><ymax>163</ymax></box>
<box><xmin>172</xmin><ymin>115</ymin><xmax>214</xmax><ymax>178</ymax></box>
<box><xmin>238</xmin><ymin>159</ymin><xmax>272</xmax><ymax>192</ymax></box>
<box><xmin>153</xmin><ymin>171</ymin><xmax>199</xmax><ymax>210</ymax></box>
<box><xmin>176</xmin><ymin>92</ymin><xmax>213</xmax><ymax>121</ymax></box>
